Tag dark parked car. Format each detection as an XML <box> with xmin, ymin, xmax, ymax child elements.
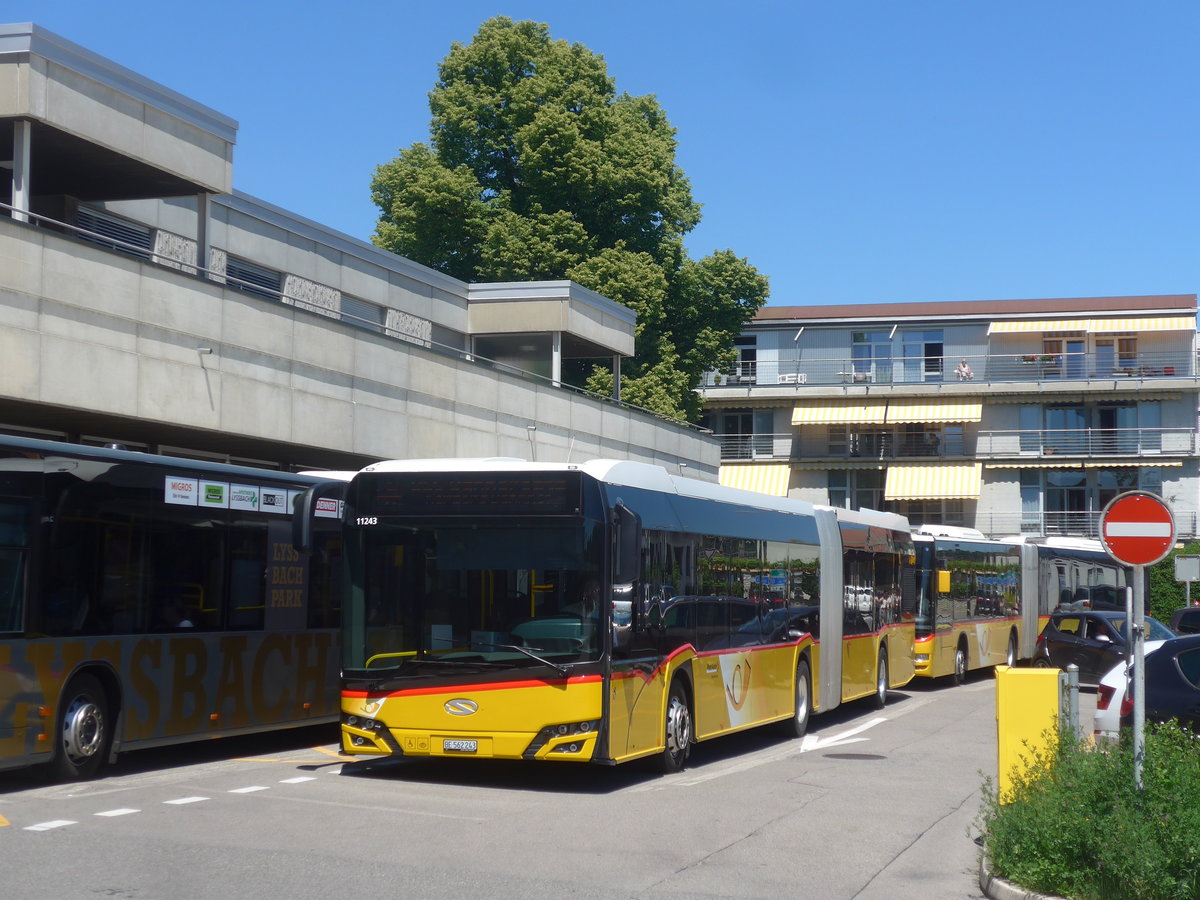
<box><xmin>1032</xmin><ymin>610</ymin><xmax>1176</xmax><ymax>683</ymax></box>
<box><xmin>1169</xmin><ymin>606</ymin><xmax>1200</xmax><ymax>635</ymax></box>
<box><xmin>1120</xmin><ymin>634</ymin><xmax>1200</xmax><ymax>732</ymax></box>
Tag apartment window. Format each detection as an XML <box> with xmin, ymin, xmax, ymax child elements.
<box><xmin>901</xmin><ymin>330</ymin><xmax>944</xmax><ymax>383</ymax></box>
<box><xmin>225</xmin><ymin>256</ymin><xmax>282</xmax><ymax>300</ymax></box>
<box><xmin>852</xmin><ymin>332</ymin><xmax>892</xmax><ymax>382</ymax></box>
<box><xmin>897</xmin><ymin>500</ymin><xmax>965</xmax><ymax>529</ymax></box>
<box><xmin>732</xmin><ymin>336</ymin><xmax>757</xmax><ymax>383</ymax></box>
<box><xmin>829</xmin><ymin>469</ymin><xmax>885</xmax><ymax>511</ymax></box>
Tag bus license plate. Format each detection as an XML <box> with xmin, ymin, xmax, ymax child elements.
<box><xmin>443</xmin><ymin>739</ymin><xmax>478</xmax><ymax>753</ymax></box>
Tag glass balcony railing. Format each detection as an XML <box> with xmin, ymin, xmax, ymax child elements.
<box><xmin>976</xmin><ymin>428</ymin><xmax>1197</xmax><ymax>458</ymax></box>
<box><xmin>701</xmin><ymin>350</ymin><xmax>1196</xmax><ymax>389</ymax></box>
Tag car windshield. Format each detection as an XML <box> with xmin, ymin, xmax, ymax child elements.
<box><xmin>1110</xmin><ymin>616</ymin><xmax>1176</xmax><ymax>642</ymax></box>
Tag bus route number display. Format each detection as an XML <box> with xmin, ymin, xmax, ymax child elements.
<box><xmin>361</xmin><ymin>472</ymin><xmax>583</xmax><ymax>517</ymax></box>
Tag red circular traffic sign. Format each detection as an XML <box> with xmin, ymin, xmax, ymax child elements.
<box><xmin>1100</xmin><ymin>491</ymin><xmax>1176</xmax><ymax>566</ymax></box>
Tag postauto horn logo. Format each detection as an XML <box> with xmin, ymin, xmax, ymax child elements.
<box><xmin>444</xmin><ymin>699</ymin><xmax>479</xmax><ymax>716</ymax></box>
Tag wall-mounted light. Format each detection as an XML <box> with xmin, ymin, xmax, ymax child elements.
<box><xmin>196</xmin><ymin>347</ymin><xmax>213</xmax><ymax>355</ymax></box>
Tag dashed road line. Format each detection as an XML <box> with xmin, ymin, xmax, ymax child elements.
<box><xmin>163</xmin><ymin>796</ymin><xmax>209</xmax><ymax>805</ymax></box>
<box><xmin>228</xmin><ymin>786</ymin><xmax>269</xmax><ymax>794</ymax></box>
<box><xmin>279</xmin><ymin>776</ymin><xmax>314</xmax><ymax>784</ymax></box>
<box><xmin>95</xmin><ymin>808</ymin><xmax>140</xmax><ymax>817</ymax></box>
<box><xmin>24</xmin><ymin>820</ymin><xmax>76</xmax><ymax>831</ymax></box>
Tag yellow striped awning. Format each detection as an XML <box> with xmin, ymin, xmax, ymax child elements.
<box><xmin>987</xmin><ymin>460</ymin><xmax>1184</xmax><ymax>469</ymax></box>
<box><xmin>989</xmin><ymin>316</ymin><xmax>1195</xmax><ymax>334</ymax></box>
<box><xmin>1083</xmin><ymin>459</ymin><xmax>1183</xmax><ymax>467</ymax></box>
<box><xmin>988</xmin><ymin>319</ymin><xmax>1090</xmax><ymax>334</ymax></box>
<box><xmin>1089</xmin><ymin>316</ymin><xmax>1194</xmax><ymax>333</ymax></box>
<box><xmin>884</xmin><ymin>463</ymin><xmax>982</xmax><ymax>501</ymax></box>
<box><xmin>986</xmin><ymin>461</ymin><xmax>1084</xmax><ymax>469</ymax></box>
<box><xmin>792</xmin><ymin>400</ymin><xmax>888</xmax><ymax>425</ymax></box>
<box><xmin>719</xmin><ymin>464</ymin><xmax>791</xmax><ymax>496</ymax></box>
<box><xmin>792</xmin><ymin>461</ymin><xmax>886</xmax><ymax>471</ymax></box>
<box><xmin>885</xmin><ymin>398</ymin><xmax>983</xmax><ymax>424</ymax></box>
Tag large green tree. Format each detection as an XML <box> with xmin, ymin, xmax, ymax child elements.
<box><xmin>371</xmin><ymin>17</ymin><xmax>769</xmax><ymax>421</ymax></box>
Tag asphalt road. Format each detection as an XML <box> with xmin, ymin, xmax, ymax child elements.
<box><xmin>0</xmin><ymin>672</ymin><xmax>1015</xmax><ymax>899</ymax></box>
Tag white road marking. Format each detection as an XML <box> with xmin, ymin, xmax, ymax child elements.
<box><xmin>279</xmin><ymin>776</ymin><xmax>315</xmax><ymax>784</ymax></box>
<box><xmin>24</xmin><ymin>820</ymin><xmax>76</xmax><ymax>831</ymax></box>
<box><xmin>228</xmin><ymin>786</ymin><xmax>269</xmax><ymax>794</ymax></box>
<box><xmin>164</xmin><ymin>796</ymin><xmax>209</xmax><ymax>805</ymax></box>
<box><xmin>94</xmin><ymin>808</ymin><xmax>140</xmax><ymax>817</ymax></box>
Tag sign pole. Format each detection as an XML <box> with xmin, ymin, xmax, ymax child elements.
<box><xmin>1131</xmin><ymin>564</ymin><xmax>1145</xmax><ymax>791</ymax></box>
<box><xmin>1098</xmin><ymin>490</ymin><xmax>1175</xmax><ymax>795</ymax></box>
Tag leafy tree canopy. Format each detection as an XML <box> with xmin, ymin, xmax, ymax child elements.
<box><xmin>371</xmin><ymin>17</ymin><xmax>769</xmax><ymax>421</ymax></box>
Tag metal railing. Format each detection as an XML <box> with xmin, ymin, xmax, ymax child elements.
<box><xmin>972</xmin><ymin>509</ymin><xmax>1199</xmax><ymax>541</ymax></box>
<box><xmin>703</xmin><ymin>350</ymin><xmax>1196</xmax><ymax>389</ymax></box>
<box><xmin>1</xmin><ymin>201</ymin><xmax>706</xmax><ymax>434</ymax></box>
<box><xmin>976</xmin><ymin>428</ymin><xmax>1198</xmax><ymax>458</ymax></box>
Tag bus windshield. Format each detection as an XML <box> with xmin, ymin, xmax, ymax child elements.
<box><xmin>345</xmin><ymin>520</ymin><xmax>605</xmax><ymax>674</ymax></box>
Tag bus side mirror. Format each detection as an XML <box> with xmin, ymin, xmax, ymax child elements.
<box><xmin>613</xmin><ymin>503</ymin><xmax>640</xmax><ymax>585</ymax></box>
<box><xmin>292</xmin><ymin>481</ymin><xmax>348</xmax><ymax>554</ymax></box>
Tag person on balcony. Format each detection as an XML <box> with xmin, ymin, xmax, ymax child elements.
<box><xmin>955</xmin><ymin>359</ymin><xmax>974</xmax><ymax>380</ymax></box>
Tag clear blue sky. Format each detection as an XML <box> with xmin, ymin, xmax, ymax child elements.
<box><xmin>18</xmin><ymin>1</ymin><xmax>1200</xmax><ymax>307</ymax></box>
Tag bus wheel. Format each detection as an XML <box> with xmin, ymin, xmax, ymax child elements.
<box><xmin>872</xmin><ymin>649</ymin><xmax>889</xmax><ymax>709</ymax></box>
<box><xmin>658</xmin><ymin>680</ymin><xmax>692</xmax><ymax>774</ymax></box>
<box><xmin>953</xmin><ymin>644</ymin><xmax>968</xmax><ymax>685</ymax></box>
<box><xmin>1006</xmin><ymin>633</ymin><xmax>1018</xmax><ymax>668</ymax></box>
<box><xmin>780</xmin><ymin>659</ymin><xmax>812</xmax><ymax>738</ymax></box>
<box><xmin>51</xmin><ymin>674</ymin><xmax>109</xmax><ymax>781</ymax></box>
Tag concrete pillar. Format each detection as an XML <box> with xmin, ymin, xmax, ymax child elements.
<box><xmin>197</xmin><ymin>192</ymin><xmax>212</xmax><ymax>275</ymax></box>
<box><xmin>12</xmin><ymin>120</ymin><xmax>31</xmax><ymax>223</ymax></box>
<box><xmin>552</xmin><ymin>331</ymin><xmax>562</xmax><ymax>387</ymax></box>
<box><xmin>613</xmin><ymin>355</ymin><xmax>621</xmax><ymax>402</ymax></box>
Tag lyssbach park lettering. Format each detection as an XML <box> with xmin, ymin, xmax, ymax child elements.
<box><xmin>0</xmin><ymin>632</ymin><xmax>337</xmax><ymax>756</ymax></box>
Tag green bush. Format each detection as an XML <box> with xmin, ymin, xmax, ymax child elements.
<box><xmin>1148</xmin><ymin>542</ymin><xmax>1200</xmax><ymax>624</ymax></box>
<box><xmin>977</xmin><ymin>722</ymin><xmax>1200</xmax><ymax>900</ymax></box>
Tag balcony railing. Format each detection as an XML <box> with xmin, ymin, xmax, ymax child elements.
<box><xmin>971</xmin><ymin>509</ymin><xmax>1199</xmax><ymax>541</ymax></box>
<box><xmin>976</xmin><ymin>428</ymin><xmax>1198</xmax><ymax>458</ymax></box>
<box><xmin>716</xmin><ymin>433</ymin><xmax>963</xmax><ymax>460</ymax></box>
<box><xmin>702</xmin><ymin>350</ymin><xmax>1196</xmax><ymax>389</ymax></box>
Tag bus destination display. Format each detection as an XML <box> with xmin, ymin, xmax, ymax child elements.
<box><xmin>361</xmin><ymin>471</ymin><xmax>583</xmax><ymax>517</ymax></box>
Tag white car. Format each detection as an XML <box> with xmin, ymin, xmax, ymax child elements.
<box><xmin>1092</xmin><ymin>637</ymin><xmax>1171</xmax><ymax>744</ymax></box>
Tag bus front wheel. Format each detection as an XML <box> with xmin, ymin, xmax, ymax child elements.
<box><xmin>658</xmin><ymin>680</ymin><xmax>692</xmax><ymax>774</ymax></box>
<box><xmin>872</xmin><ymin>649</ymin><xmax>889</xmax><ymax>709</ymax></box>
<box><xmin>51</xmin><ymin>673</ymin><xmax>109</xmax><ymax>782</ymax></box>
<box><xmin>780</xmin><ymin>659</ymin><xmax>811</xmax><ymax>738</ymax></box>
<box><xmin>953</xmin><ymin>643</ymin><xmax>968</xmax><ymax>685</ymax></box>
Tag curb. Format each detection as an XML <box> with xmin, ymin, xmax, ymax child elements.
<box><xmin>979</xmin><ymin>854</ymin><xmax>1070</xmax><ymax>900</ymax></box>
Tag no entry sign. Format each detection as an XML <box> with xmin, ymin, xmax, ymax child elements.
<box><xmin>1100</xmin><ymin>491</ymin><xmax>1176</xmax><ymax>567</ymax></box>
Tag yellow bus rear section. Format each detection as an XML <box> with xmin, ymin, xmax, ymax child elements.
<box><xmin>913</xmin><ymin>619</ymin><xmax>1020</xmax><ymax>679</ymax></box>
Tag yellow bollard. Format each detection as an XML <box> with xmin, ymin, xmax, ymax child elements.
<box><xmin>994</xmin><ymin>665</ymin><xmax>1062</xmax><ymax>803</ymax></box>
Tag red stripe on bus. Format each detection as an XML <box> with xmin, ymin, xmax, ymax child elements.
<box><xmin>344</xmin><ymin>673</ymin><xmax>603</xmax><ymax>700</ymax></box>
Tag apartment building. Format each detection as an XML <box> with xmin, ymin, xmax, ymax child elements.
<box><xmin>700</xmin><ymin>294</ymin><xmax>1200</xmax><ymax>539</ymax></box>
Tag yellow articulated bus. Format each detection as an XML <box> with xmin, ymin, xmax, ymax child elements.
<box><xmin>0</xmin><ymin>435</ymin><xmax>345</xmax><ymax>780</ymax></box>
<box><xmin>910</xmin><ymin>526</ymin><xmax>1133</xmax><ymax>682</ymax></box>
<box><xmin>297</xmin><ymin>459</ymin><xmax>917</xmax><ymax>772</ymax></box>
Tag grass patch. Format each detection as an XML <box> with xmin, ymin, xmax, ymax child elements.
<box><xmin>976</xmin><ymin>722</ymin><xmax>1200</xmax><ymax>900</ymax></box>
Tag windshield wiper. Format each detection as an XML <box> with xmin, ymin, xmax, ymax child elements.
<box><xmin>473</xmin><ymin>642</ymin><xmax>573</xmax><ymax>678</ymax></box>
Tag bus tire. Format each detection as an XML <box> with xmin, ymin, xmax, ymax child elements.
<box><xmin>51</xmin><ymin>673</ymin><xmax>110</xmax><ymax>782</ymax></box>
<box><xmin>779</xmin><ymin>658</ymin><xmax>812</xmax><ymax>738</ymax></box>
<box><xmin>953</xmin><ymin>642</ymin><xmax>968</xmax><ymax>685</ymax></box>
<box><xmin>872</xmin><ymin>648</ymin><xmax>889</xmax><ymax>709</ymax></box>
<box><xmin>658</xmin><ymin>679</ymin><xmax>692</xmax><ymax>774</ymax></box>
<box><xmin>1006</xmin><ymin>632</ymin><xmax>1018</xmax><ymax>668</ymax></box>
